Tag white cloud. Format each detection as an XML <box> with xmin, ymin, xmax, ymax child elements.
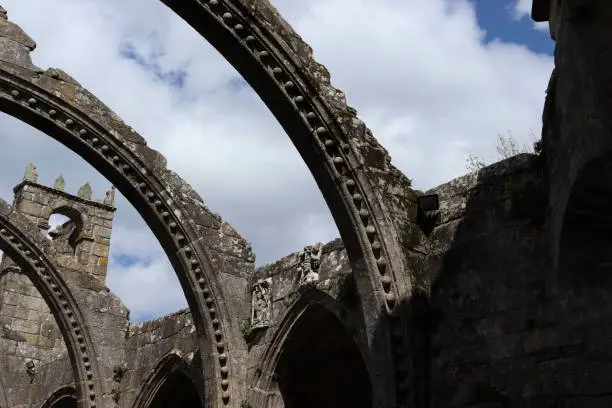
<box><xmin>0</xmin><ymin>0</ymin><xmax>554</xmax><ymax>320</ymax></box>
<box><xmin>107</xmin><ymin>252</ymin><xmax>184</xmax><ymax>322</ymax></box>
<box><xmin>515</xmin><ymin>0</ymin><xmax>533</xmax><ymax>17</ymax></box>
<box><xmin>513</xmin><ymin>0</ymin><xmax>550</xmax><ymax>31</ymax></box>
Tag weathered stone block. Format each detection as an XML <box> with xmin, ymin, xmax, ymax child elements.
<box><xmin>17</xmin><ymin>200</ymin><xmax>42</xmax><ymax>218</ymax></box>
<box><xmin>92</xmin><ymin>243</ymin><xmax>109</xmax><ymax>258</ymax></box>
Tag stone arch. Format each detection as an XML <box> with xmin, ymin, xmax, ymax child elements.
<box><xmin>557</xmin><ymin>154</ymin><xmax>612</xmax><ymax>288</ymax></box>
<box><xmin>40</xmin><ymin>386</ymin><xmax>77</xmax><ymax>408</ymax></box>
<box><xmin>46</xmin><ymin>201</ymin><xmax>91</xmax><ymax>251</ymax></box>
<box><xmin>254</xmin><ymin>288</ymin><xmax>372</xmax><ymax>408</ymax></box>
<box><xmin>132</xmin><ymin>350</ymin><xmax>205</xmax><ymax>408</ymax></box>
<box><xmin>0</xmin><ymin>17</ymin><xmax>245</xmax><ymax>406</ymax></box>
<box><xmin>47</xmin><ymin>200</ymin><xmax>91</xmax><ymax>234</ymax></box>
<box><xmin>0</xmin><ymin>2</ymin><xmax>414</xmax><ymax>403</ymax></box>
<box><xmin>160</xmin><ymin>1</ymin><xmax>412</xmax><ymax>403</ymax></box>
<box><xmin>0</xmin><ymin>199</ymin><xmax>101</xmax><ymax>408</ymax></box>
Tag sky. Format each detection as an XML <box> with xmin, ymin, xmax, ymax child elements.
<box><xmin>0</xmin><ymin>0</ymin><xmax>554</xmax><ymax>322</ymax></box>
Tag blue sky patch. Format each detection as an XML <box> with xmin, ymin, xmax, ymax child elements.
<box><xmin>473</xmin><ymin>0</ymin><xmax>554</xmax><ymax>55</ymax></box>
<box><xmin>119</xmin><ymin>41</ymin><xmax>189</xmax><ymax>89</ymax></box>
<box><xmin>227</xmin><ymin>77</ymin><xmax>248</xmax><ymax>93</ymax></box>
<box><xmin>113</xmin><ymin>253</ymin><xmax>144</xmax><ymax>268</ymax></box>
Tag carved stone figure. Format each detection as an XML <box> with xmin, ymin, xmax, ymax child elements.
<box><xmin>77</xmin><ymin>182</ymin><xmax>92</xmax><ymax>200</ymax></box>
<box><xmin>0</xmin><ymin>6</ymin><xmax>6</xmax><ymax>20</ymax></box>
<box><xmin>297</xmin><ymin>243</ymin><xmax>323</xmax><ymax>285</ymax></box>
<box><xmin>25</xmin><ymin>360</ymin><xmax>36</xmax><ymax>383</ymax></box>
<box><xmin>103</xmin><ymin>186</ymin><xmax>116</xmax><ymax>207</ymax></box>
<box><xmin>23</xmin><ymin>163</ymin><xmax>38</xmax><ymax>183</ymax></box>
<box><xmin>251</xmin><ymin>278</ymin><xmax>272</xmax><ymax>328</ymax></box>
<box><xmin>53</xmin><ymin>175</ymin><xmax>65</xmax><ymax>191</ymax></box>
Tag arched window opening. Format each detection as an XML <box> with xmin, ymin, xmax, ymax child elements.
<box><xmin>47</xmin><ymin>213</ymin><xmax>76</xmax><ymax>248</ymax></box>
<box><xmin>45</xmin><ymin>205</ymin><xmax>87</xmax><ymax>255</ymax></box>
<box><xmin>275</xmin><ymin>304</ymin><xmax>372</xmax><ymax>408</ymax></box>
<box><xmin>148</xmin><ymin>370</ymin><xmax>203</xmax><ymax>408</ymax></box>
<box><xmin>47</xmin><ymin>395</ymin><xmax>77</xmax><ymax>408</ymax></box>
<box><xmin>41</xmin><ymin>387</ymin><xmax>77</xmax><ymax>408</ymax></box>
<box><xmin>558</xmin><ymin>156</ymin><xmax>612</xmax><ymax>289</ymax></box>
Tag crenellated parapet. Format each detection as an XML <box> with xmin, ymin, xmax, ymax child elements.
<box><xmin>11</xmin><ymin>163</ymin><xmax>116</xmax><ymax>288</ymax></box>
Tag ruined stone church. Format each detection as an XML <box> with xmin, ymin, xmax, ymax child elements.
<box><xmin>0</xmin><ymin>0</ymin><xmax>607</xmax><ymax>407</ymax></box>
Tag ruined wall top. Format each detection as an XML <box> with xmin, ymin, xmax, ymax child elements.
<box><xmin>10</xmin><ymin>163</ymin><xmax>118</xmax><ymax>289</ymax></box>
<box><xmin>15</xmin><ymin>163</ymin><xmax>116</xmax><ymax>210</ymax></box>
<box><xmin>426</xmin><ymin>153</ymin><xmax>542</xmax><ymax>226</ymax></box>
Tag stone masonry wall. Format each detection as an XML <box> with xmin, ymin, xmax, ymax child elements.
<box><xmin>423</xmin><ymin>154</ymin><xmax>562</xmax><ymax>407</ymax></box>
<box><xmin>0</xmin><ymin>175</ymin><xmax>116</xmax><ymax>361</ymax></box>
<box><xmin>28</xmin><ymin>354</ymin><xmax>73</xmax><ymax>408</ymax></box>
<box><xmin>0</xmin><ymin>272</ymin><xmax>62</xmax><ymax>363</ymax></box>
<box><xmin>245</xmin><ymin>238</ymin><xmax>370</xmax><ymax>394</ymax></box>
<box><xmin>11</xmin><ymin>179</ymin><xmax>116</xmax><ymax>287</ymax></box>
<box><xmin>120</xmin><ymin>310</ymin><xmax>200</xmax><ymax>407</ymax></box>
<box><xmin>0</xmin><ymin>172</ymin><xmax>131</xmax><ymax>407</ymax></box>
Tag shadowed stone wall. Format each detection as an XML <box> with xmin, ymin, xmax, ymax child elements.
<box><xmin>243</xmin><ymin>239</ymin><xmax>372</xmax><ymax>405</ymax></box>
<box><xmin>423</xmin><ymin>154</ymin><xmax>555</xmax><ymax>407</ymax></box>
<box><xmin>120</xmin><ymin>310</ymin><xmax>201</xmax><ymax>407</ymax></box>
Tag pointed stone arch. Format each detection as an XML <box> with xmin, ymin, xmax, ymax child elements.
<box><xmin>254</xmin><ymin>288</ymin><xmax>373</xmax><ymax>407</ymax></box>
<box><xmin>0</xmin><ymin>200</ymin><xmax>101</xmax><ymax>408</ymax></box>
<box><xmin>557</xmin><ymin>154</ymin><xmax>612</xmax><ymax>288</ymax></box>
<box><xmin>0</xmin><ymin>21</ymin><xmax>245</xmax><ymax>406</ymax></box>
<box><xmin>160</xmin><ymin>1</ymin><xmax>414</xmax><ymax>403</ymax></box>
<box><xmin>132</xmin><ymin>351</ymin><xmax>205</xmax><ymax>408</ymax></box>
<box><xmin>47</xmin><ymin>200</ymin><xmax>92</xmax><ymax>234</ymax></box>
<box><xmin>40</xmin><ymin>386</ymin><xmax>77</xmax><ymax>408</ymax></box>
<box><xmin>0</xmin><ymin>1</ymin><xmax>415</xmax><ymax>404</ymax></box>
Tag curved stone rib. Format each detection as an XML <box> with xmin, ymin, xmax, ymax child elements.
<box><xmin>256</xmin><ymin>288</ymin><xmax>362</xmax><ymax>383</ymax></box>
<box><xmin>0</xmin><ymin>199</ymin><xmax>102</xmax><ymax>408</ymax></box>
<box><xmin>132</xmin><ymin>351</ymin><xmax>205</xmax><ymax>408</ymax></box>
<box><xmin>40</xmin><ymin>386</ymin><xmax>78</xmax><ymax>408</ymax></box>
<box><xmin>0</xmin><ymin>65</ymin><xmax>238</xmax><ymax>407</ymax></box>
<box><xmin>161</xmin><ymin>0</ymin><xmax>414</xmax><ymax>404</ymax></box>
<box><xmin>0</xmin><ymin>15</ymin><xmax>251</xmax><ymax>405</ymax></box>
